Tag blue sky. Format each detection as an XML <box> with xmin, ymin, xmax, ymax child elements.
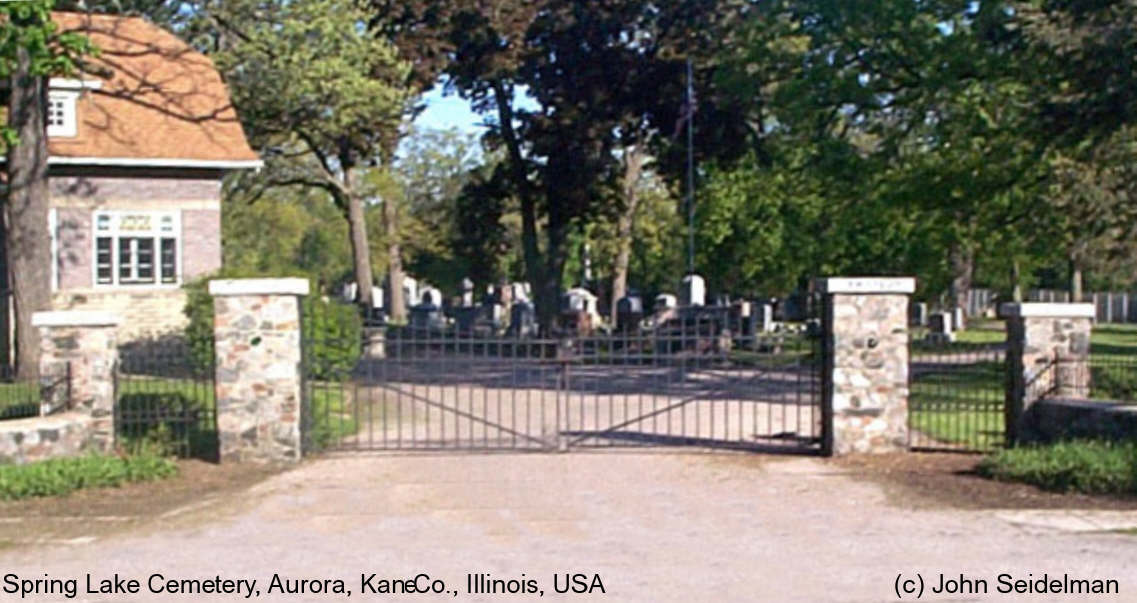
<box><xmin>412</xmin><ymin>87</ymin><xmax>485</xmax><ymax>133</ymax></box>
<box><xmin>411</xmin><ymin>85</ymin><xmax>539</xmax><ymax>134</ymax></box>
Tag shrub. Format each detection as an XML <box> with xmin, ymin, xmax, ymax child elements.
<box><xmin>302</xmin><ymin>296</ymin><xmax>362</xmax><ymax>380</ymax></box>
<box><xmin>183</xmin><ymin>275</ymin><xmax>362</xmax><ymax>380</ymax></box>
<box><xmin>977</xmin><ymin>440</ymin><xmax>1137</xmax><ymax>495</ymax></box>
<box><xmin>0</xmin><ymin>452</ymin><xmax>178</xmax><ymax>500</ymax></box>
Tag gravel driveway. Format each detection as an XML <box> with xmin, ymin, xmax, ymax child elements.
<box><xmin>3</xmin><ymin>452</ymin><xmax>1135</xmax><ymax>602</ymax></box>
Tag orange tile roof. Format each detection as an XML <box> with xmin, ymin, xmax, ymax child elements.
<box><xmin>48</xmin><ymin>11</ymin><xmax>260</xmax><ymax>165</ymax></box>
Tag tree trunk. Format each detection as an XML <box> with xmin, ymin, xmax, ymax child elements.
<box><xmin>610</xmin><ymin>145</ymin><xmax>644</xmax><ymax>321</ymax></box>
<box><xmin>5</xmin><ymin>48</ymin><xmax>51</xmax><ymax>380</ymax></box>
<box><xmin>492</xmin><ymin>80</ymin><xmax>546</xmax><ymax>326</ymax></box>
<box><xmin>1068</xmin><ymin>254</ymin><xmax>1084</xmax><ymax>303</ymax></box>
<box><xmin>0</xmin><ymin>222</ymin><xmax>11</xmax><ymax>371</ymax></box>
<box><xmin>1011</xmin><ymin>258</ymin><xmax>1023</xmax><ymax>303</ymax></box>
<box><xmin>382</xmin><ymin>194</ymin><xmax>406</xmax><ymax>323</ymax></box>
<box><xmin>948</xmin><ymin>242</ymin><xmax>973</xmax><ymax>330</ymax></box>
<box><xmin>340</xmin><ymin>168</ymin><xmax>375</xmax><ymax>310</ymax></box>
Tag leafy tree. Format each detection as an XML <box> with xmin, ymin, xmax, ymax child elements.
<box><xmin>205</xmin><ymin>0</ymin><xmax>413</xmax><ymax>318</ymax></box>
<box><xmin>1</xmin><ymin>1</ymin><xmax>93</xmax><ymax>377</ymax></box>
<box><xmin>380</xmin><ymin>0</ymin><xmax>743</xmax><ymax>328</ymax></box>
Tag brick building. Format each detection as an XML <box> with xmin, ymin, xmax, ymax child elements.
<box><xmin>28</xmin><ymin>12</ymin><xmax>260</xmax><ymax>339</ymax></box>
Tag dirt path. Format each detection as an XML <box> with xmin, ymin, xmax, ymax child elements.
<box><xmin>2</xmin><ymin>453</ymin><xmax>1135</xmax><ymax>602</ymax></box>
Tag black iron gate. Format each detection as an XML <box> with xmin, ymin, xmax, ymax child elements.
<box><xmin>302</xmin><ymin>321</ymin><xmax>823</xmax><ymax>455</ymax></box>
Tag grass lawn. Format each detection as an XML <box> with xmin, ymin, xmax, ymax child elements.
<box><xmin>910</xmin><ymin>321</ymin><xmax>1137</xmax><ymax>450</ymax></box>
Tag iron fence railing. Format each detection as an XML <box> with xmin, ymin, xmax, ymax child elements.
<box><xmin>115</xmin><ymin>339</ymin><xmax>217</xmax><ymax>459</ymax></box>
<box><xmin>908</xmin><ymin>341</ymin><xmax>1006</xmax><ymax>452</ymax></box>
<box><xmin>0</xmin><ymin>363</ymin><xmax>71</xmax><ymax>421</ymax></box>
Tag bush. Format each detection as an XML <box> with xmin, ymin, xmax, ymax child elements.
<box><xmin>0</xmin><ymin>452</ymin><xmax>178</xmax><ymax>500</ymax></box>
<box><xmin>183</xmin><ymin>275</ymin><xmax>362</xmax><ymax>380</ymax></box>
<box><xmin>302</xmin><ymin>296</ymin><xmax>362</xmax><ymax>380</ymax></box>
<box><xmin>977</xmin><ymin>440</ymin><xmax>1137</xmax><ymax>495</ymax></box>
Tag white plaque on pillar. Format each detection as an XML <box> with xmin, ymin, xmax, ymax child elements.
<box><xmin>816</xmin><ymin>277</ymin><xmax>916</xmax><ymax>295</ymax></box>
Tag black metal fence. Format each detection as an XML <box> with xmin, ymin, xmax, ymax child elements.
<box><xmin>0</xmin><ymin>364</ymin><xmax>71</xmax><ymax>421</ymax></box>
<box><xmin>908</xmin><ymin>340</ymin><xmax>1006</xmax><ymax>452</ymax></box>
<box><xmin>1086</xmin><ymin>355</ymin><xmax>1137</xmax><ymax>402</ymax></box>
<box><xmin>115</xmin><ymin>338</ymin><xmax>217</xmax><ymax>459</ymax></box>
<box><xmin>302</xmin><ymin>322</ymin><xmax>823</xmax><ymax>455</ymax></box>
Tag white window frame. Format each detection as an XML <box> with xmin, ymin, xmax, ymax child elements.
<box><xmin>91</xmin><ymin>210</ymin><xmax>182</xmax><ymax>289</ymax></box>
<box><xmin>46</xmin><ymin>91</ymin><xmax>78</xmax><ymax>138</ymax></box>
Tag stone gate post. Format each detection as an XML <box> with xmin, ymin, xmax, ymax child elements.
<box><xmin>1000</xmin><ymin>303</ymin><xmax>1094</xmax><ymax>444</ymax></box>
<box><xmin>209</xmin><ymin>278</ymin><xmax>309</xmax><ymax>463</ymax></box>
<box><xmin>32</xmin><ymin>311</ymin><xmax>121</xmax><ymax>452</ymax></box>
<box><xmin>817</xmin><ymin>277</ymin><xmax>915</xmax><ymax>455</ymax></box>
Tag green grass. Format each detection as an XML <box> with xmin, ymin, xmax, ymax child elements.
<box><xmin>117</xmin><ymin>375</ymin><xmax>215</xmax><ymax>406</ymax></box>
<box><xmin>910</xmin><ymin>359</ymin><xmax>1005</xmax><ymax>450</ymax></box>
<box><xmin>977</xmin><ymin>440</ymin><xmax>1137</xmax><ymax>495</ymax></box>
<box><xmin>0</xmin><ymin>381</ymin><xmax>39</xmax><ymax>420</ymax></box>
<box><xmin>1089</xmin><ymin>324</ymin><xmax>1137</xmax><ymax>402</ymax></box>
<box><xmin>0</xmin><ymin>451</ymin><xmax>177</xmax><ymax>500</ymax></box>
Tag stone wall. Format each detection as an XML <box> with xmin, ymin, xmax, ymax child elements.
<box><xmin>52</xmin><ymin>288</ymin><xmax>189</xmax><ymax>341</ymax></box>
<box><xmin>0</xmin><ymin>414</ymin><xmax>94</xmax><ymax>465</ymax></box>
<box><xmin>1022</xmin><ymin>398</ymin><xmax>1137</xmax><ymax>443</ymax></box>
<box><xmin>1001</xmin><ymin>303</ymin><xmax>1094</xmax><ymax>444</ymax></box>
<box><xmin>32</xmin><ymin>311</ymin><xmax>120</xmax><ymax>453</ymax></box>
<box><xmin>819</xmin><ymin>278</ymin><xmax>914</xmax><ymax>455</ymax></box>
<box><xmin>211</xmin><ymin>278</ymin><xmax>308</xmax><ymax>463</ymax></box>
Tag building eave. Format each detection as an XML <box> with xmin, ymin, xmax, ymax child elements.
<box><xmin>0</xmin><ymin>156</ymin><xmax>264</xmax><ymax>170</ymax></box>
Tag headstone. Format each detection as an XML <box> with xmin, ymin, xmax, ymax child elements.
<box><xmin>616</xmin><ymin>295</ymin><xmax>644</xmax><ymax>332</ymax></box>
<box><xmin>760</xmin><ymin>303</ymin><xmax>775</xmax><ymax>333</ymax></box>
<box><xmin>655</xmin><ymin>293</ymin><xmax>678</xmax><ymax>309</ymax></box>
<box><xmin>511</xmin><ymin>282</ymin><xmax>531</xmax><ymax>303</ymax></box>
<box><xmin>563</xmin><ymin>287</ymin><xmax>598</xmax><ymax>315</ymax></box>
<box><xmin>509</xmin><ymin>301</ymin><xmax>538</xmax><ymax>338</ymax></box>
<box><xmin>420</xmin><ymin>286</ymin><xmax>442</xmax><ymax>307</ymax></box>
<box><xmin>911</xmin><ymin>302</ymin><xmax>928</xmax><ymax>327</ymax></box>
<box><xmin>453</xmin><ymin>306</ymin><xmax>479</xmax><ymax>334</ymax></box>
<box><xmin>733</xmin><ymin>300</ymin><xmax>752</xmax><ymax>335</ymax></box>
<box><xmin>680</xmin><ymin>274</ymin><xmax>706</xmax><ymax>307</ymax></box>
<box><xmin>402</xmin><ymin>275</ymin><xmax>418</xmax><ymax>310</ymax></box>
<box><xmin>952</xmin><ymin>307</ymin><xmax>965</xmax><ymax>331</ymax></box>
<box><xmin>561</xmin><ymin>287</ymin><xmax>600</xmax><ymax>334</ymax></box>
<box><xmin>370</xmin><ymin>286</ymin><xmax>383</xmax><ymax>309</ymax></box>
<box><xmin>342</xmin><ymin>282</ymin><xmax>357</xmax><ymax>303</ymax></box>
<box><xmin>461</xmin><ymin>278</ymin><xmax>475</xmax><ymax>307</ymax></box>
<box><xmin>410</xmin><ymin>301</ymin><xmax>444</xmax><ymax>330</ymax></box>
<box><xmin>927</xmin><ymin>311</ymin><xmax>955</xmax><ymax>343</ymax></box>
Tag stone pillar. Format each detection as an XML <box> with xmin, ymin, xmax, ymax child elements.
<box><xmin>31</xmin><ymin>311</ymin><xmax>121</xmax><ymax>451</ymax></box>
<box><xmin>209</xmin><ymin>278</ymin><xmax>309</xmax><ymax>463</ymax></box>
<box><xmin>1001</xmin><ymin>303</ymin><xmax>1094</xmax><ymax>444</ymax></box>
<box><xmin>818</xmin><ymin>277</ymin><xmax>915</xmax><ymax>455</ymax></box>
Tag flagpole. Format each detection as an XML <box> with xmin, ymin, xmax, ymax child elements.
<box><xmin>685</xmin><ymin>57</ymin><xmax>695</xmax><ymax>275</ymax></box>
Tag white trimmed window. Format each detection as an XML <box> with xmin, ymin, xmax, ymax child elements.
<box><xmin>46</xmin><ymin>91</ymin><xmax>78</xmax><ymax>138</ymax></box>
<box><xmin>93</xmin><ymin>211</ymin><xmax>181</xmax><ymax>286</ymax></box>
